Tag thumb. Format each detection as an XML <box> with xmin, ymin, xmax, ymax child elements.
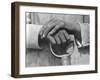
<box><xmin>47</xmin><ymin>34</ymin><xmax>56</xmax><ymax>44</ymax></box>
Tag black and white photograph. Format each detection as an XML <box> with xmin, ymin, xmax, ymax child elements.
<box><xmin>25</xmin><ymin>12</ymin><xmax>90</xmax><ymax>67</ymax></box>
<box><xmin>11</xmin><ymin>2</ymin><xmax>97</xmax><ymax>78</ymax></box>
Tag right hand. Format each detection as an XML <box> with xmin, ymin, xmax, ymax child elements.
<box><xmin>47</xmin><ymin>29</ymin><xmax>70</xmax><ymax>45</ymax></box>
<box><xmin>48</xmin><ymin>29</ymin><xmax>74</xmax><ymax>56</ymax></box>
<box><xmin>39</xmin><ymin>18</ymin><xmax>81</xmax><ymax>43</ymax></box>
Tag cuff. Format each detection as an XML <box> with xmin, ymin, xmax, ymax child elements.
<box><xmin>77</xmin><ymin>23</ymin><xmax>90</xmax><ymax>48</ymax></box>
<box><xmin>26</xmin><ymin>24</ymin><xmax>43</xmax><ymax>49</ymax></box>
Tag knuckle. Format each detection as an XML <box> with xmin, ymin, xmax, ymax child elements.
<box><xmin>60</xmin><ymin>21</ymin><xmax>64</xmax><ymax>26</ymax></box>
<box><xmin>59</xmin><ymin>30</ymin><xmax>64</xmax><ymax>33</ymax></box>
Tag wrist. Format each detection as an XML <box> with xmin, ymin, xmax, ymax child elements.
<box><xmin>73</xmin><ymin>23</ymin><xmax>82</xmax><ymax>43</ymax></box>
<box><xmin>64</xmin><ymin>22</ymin><xmax>81</xmax><ymax>42</ymax></box>
<box><xmin>64</xmin><ymin>22</ymin><xmax>78</xmax><ymax>34</ymax></box>
<box><xmin>74</xmin><ymin>22</ymin><xmax>81</xmax><ymax>33</ymax></box>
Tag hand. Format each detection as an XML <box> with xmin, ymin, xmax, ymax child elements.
<box><xmin>48</xmin><ymin>29</ymin><xmax>74</xmax><ymax>56</ymax></box>
<box><xmin>47</xmin><ymin>29</ymin><xmax>70</xmax><ymax>45</ymax></box>
<box><xmin>39</xmin><ymin>18</ymin><xmax>81</xmax><ymax>42</ymax></box>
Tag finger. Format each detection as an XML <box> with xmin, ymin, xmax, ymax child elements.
<box><xmin>63</xmin><ymin>30</ymin><xmax>70</xmax><ymax>40</ymax></box>
<box><xmin>48</xmin><ymin>23</ymin><xmax>64</xmax><ymax>35</ymax></box>
<box><xmin>48</xmin><ymin>25</ymin><xmax>60</xmax><ymax>35</ymax></box>
<box><xmin>39</xmin><ymin>26</ymin><xmax>46</xmax><ymax>36</ymax></box>
<box><xmin>39</xmin><ymin>21</ymin><xmax>49</xmax><ymax>36</ymax></box>
<box><xmin>59</xmin><ymin>30</ymin><xmax>66</xmax><ymax>43</ymax></box>
<box><xmin>42</xmin><ymin>22</ymin><xmax>57</xmax><ymax>38</ymax></box>
<box><xmin>42</xmin><ymin>20</ymin><xmax>57</xmax><ymax>38</ymax></box>
<box><xmin>47</xmin><ymin>34</ymin><xmax>56</xmax><ymax>44</ymax></box>
<box><xmin>40</xmin><ymin>19</ymin><xmax>56</xmax><ymax>37</ymax></box>
<box><xmin>54</xmin><ymin>34</ymin><xmax>61</xmax><ymax>44</ymax></box>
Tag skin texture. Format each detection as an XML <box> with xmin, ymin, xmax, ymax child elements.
<box><xmin>39</xmin><ymin>18</ymin><xmax>81</xmax><ymax>45</ymax></box>
<box><xmin>47</xmin><ymin>30</ymin><xmax>70</xmax><ymax>44</ymax></box>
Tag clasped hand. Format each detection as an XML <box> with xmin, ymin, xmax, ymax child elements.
<box><xmin>39</xmin><ymin>18</ymin><xmax>80</xmax><ymax>45</ymax></box>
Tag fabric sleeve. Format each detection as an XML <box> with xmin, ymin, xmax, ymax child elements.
<box><xmin>26</xmin><ymin>24</ymin><xmax>43</xmax><ymax>49</ymax></box>
<box><xmin>76</xmin><ymin>23</ymin><xmax>90</xmax><ymax>48</ymax></box>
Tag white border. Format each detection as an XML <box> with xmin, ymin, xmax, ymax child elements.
<box><xmin>19</xmin><ymin>6</ymin><xmax>95</xmax><ymax>74</ymax></box>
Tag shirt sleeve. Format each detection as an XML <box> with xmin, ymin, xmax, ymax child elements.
<box><xmin>76</xmin><ymin>23</ymin><xmax>90</xmax><ymax>48</ymax></box>
<box><xmin>26</xmin><ymin>24</ymin><xmax>43</xmax><ymax>49</ymax></box>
